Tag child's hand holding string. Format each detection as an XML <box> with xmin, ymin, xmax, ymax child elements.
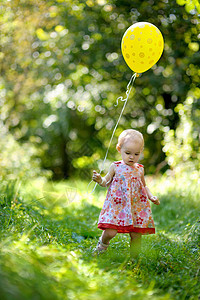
<box><xmin>149</xmin><ymin>196</ymin><xmax>160</xmax><ymax>205</ymax></box>
<box><xmin>93</xmin><ymin>170</ymin><xmax>102</xmax><ymax>184</ymax></box>
<box><xmin>92</xmin><ymin>164</ymin><xmax>115</xmax><ymax>188</ymax></box>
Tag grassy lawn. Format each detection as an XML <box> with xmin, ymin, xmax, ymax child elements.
<box><xmin>0</xmin><ymin>174</ymin><xmax>199</xmax><ymax>300</ymax></box>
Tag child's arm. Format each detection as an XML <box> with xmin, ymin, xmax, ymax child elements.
<box><xmin>141</xmin><ymin>169</ymin><xmax>160</xmax><ymax>205</ymax></box>
<box><xmin>92</xmin><ymin>163</ymin><xmax>115</xmax><ymax>187</ymax></box>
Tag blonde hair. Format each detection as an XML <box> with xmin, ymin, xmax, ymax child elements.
<box><xmin>116</xmin><ymin>129</ymin><xmax>144</xmax><ymax>151</ymax></box>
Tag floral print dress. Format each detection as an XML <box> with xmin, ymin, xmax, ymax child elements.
<box><xmin>98</xmin><ymin>161</ymin><xmax>155</xmax><ymax>234</ymax></box>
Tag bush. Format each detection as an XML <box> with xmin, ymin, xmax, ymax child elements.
<box><xmin>0</xmin><ymin>126</ymin><xmax>52</xmax><ymax>181</ymax></box>
<box><xmin>163</xmin><ymin>92</ymin><xmax>200</xmax><ymax>175</ymax></box>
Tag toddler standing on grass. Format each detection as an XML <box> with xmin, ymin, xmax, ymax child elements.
<box><xmin>92</xmin><ymin>129</ymin><xmax>160</xmax><ymax>258</ymax></box>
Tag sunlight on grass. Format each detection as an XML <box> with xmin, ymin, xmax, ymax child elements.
<box><xmin>0</xmin><ymin>238</ymin><xmax>171</xmax><ymax>300</ymax></box>
<box><xmin>22</xmin><ymin>177</ymin><xmax>106</xmax><ymax>211</ymax></box>
<box><xmin>0</xmin><ymin>174</ymin><xmax>199</xmax><ymax>299</ymax></box>
<box><xmin>146</xmin><ymin>172</ymin><xmax>200</xmax><ymax>204</ymax></box>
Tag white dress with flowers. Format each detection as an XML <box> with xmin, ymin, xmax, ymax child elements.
<box><xmin>98</xmin><ymin>161</ymin><xmax>155</xmax><ymax>234</ymax></box>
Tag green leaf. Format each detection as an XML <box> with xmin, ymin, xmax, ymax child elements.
<box><xmin>36</xmin><ymin>28</ymin><xmax>49</xmax><ymax>41</ymax></box>
<box><xmin>196</xmin><ymin>3</ymin><xmax>200</xmax><ymax>12</ymax></box>
<box><xmin>185</xmin><ymin>2</ymin><xmax>195</xmax><ymax>12</ymax></box>
<box><xmin>176</xmin><ymin>0</ymin><xmax>187</xmax><ymax>6</ymax></box>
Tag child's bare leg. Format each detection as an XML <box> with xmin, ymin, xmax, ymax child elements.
<box><xmin>129</xmin><ymin>232</ymin><xmax>142</xmax><ymax>258</ymax></box>
<box><xmin>93</xmin><ymin>229</ymin><xmax>118</xmax><ymax>255</ymax></box>
<box><xmin>101</xmin><ymin>228</ymin><xmax>118</xmax><ymax>245</ymax></box>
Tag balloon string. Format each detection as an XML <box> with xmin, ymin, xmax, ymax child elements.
<box><xmin>114</xmin><ymin>73</ymin><xmax>136</xmax><ymax>106</ymax></box>
<box><xmin>88</xmin><ymin>72</ymin><xmax>137</xmax><ymax>194</ymax></box>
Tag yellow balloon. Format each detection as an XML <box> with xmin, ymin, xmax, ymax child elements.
<box><xmin>121</xmin><ymin>22</ymin><xmax>164</xmax><ymax>73</ymax></box>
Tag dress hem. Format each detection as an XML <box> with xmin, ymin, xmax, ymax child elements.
<box><xmin>98</xmin><ymin>223</ymin><xmax>155</xmax><ymax>234</ymax></box>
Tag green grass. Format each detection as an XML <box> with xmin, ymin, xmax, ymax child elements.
<box><xmin>0</xmin><ymin>175</ymin><xmax>199</xmax><ymax>300</ymax></box>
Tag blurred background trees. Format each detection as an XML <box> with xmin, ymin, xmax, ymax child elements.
<box><xmin>0</xmin><ymin>0</ymin><xmax>199</xmax><ymax>181</ymax></box>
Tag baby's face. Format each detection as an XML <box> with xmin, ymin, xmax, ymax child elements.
<box><xmin>119</xmin><ymin>139</ymin><xmax>142</xmax><ymax>166</ymax></box>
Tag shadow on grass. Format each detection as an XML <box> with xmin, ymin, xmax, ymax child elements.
<box><xmin>80</xmin><ymin>228</ymin><xmax>200</xmax><ymax>299</ymax></box>
<box><xmin>1</xmin><ymin>180</ymin><xmax>199</xmax><ymax>300</ymax></box>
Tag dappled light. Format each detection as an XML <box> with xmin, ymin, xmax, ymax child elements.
<box><xmin>1</xmin><ymin>0</ymin><xmax>200</xmax><ymax>179</ymax></box>
<box><xmin>0</xmin><ymin>176</ymin><xmax>199</xmax><ymax>299</ymax></box>
<box><xmin>0</xmin><ymin>0</ymin><xmax>200</xmax><ymax>299</ymax></box>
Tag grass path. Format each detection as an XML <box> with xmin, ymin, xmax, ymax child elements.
<box><xmin>0</xmin><ymin>175</ymin><xmax>199</xmax><ymax>299</ymax></box>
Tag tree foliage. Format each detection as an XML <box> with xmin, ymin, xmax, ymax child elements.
<box><xmin>0</xmin><ymin>0</ymin><xmax>199</xmax><ymax>179</ymax></box>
